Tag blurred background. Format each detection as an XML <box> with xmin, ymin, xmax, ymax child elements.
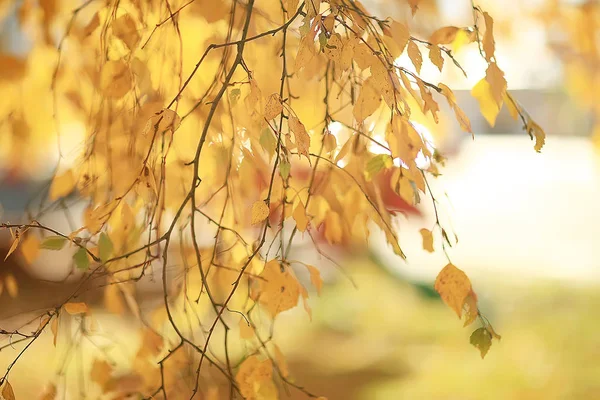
<box><xmin>1</xmin><ymin>0</ymin><xmax>600</xmax><ymax>399</ymax></box>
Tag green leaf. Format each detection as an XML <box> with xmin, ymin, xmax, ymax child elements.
<box><xmin>73</xmin><ymin>247</ymin><xmax>90</xmax><ymax>270</ymax></box>
<box><xmin>279</xmin><ymin>160</ymin><xmax>291</xmax><ymax>180</ymax></box>
<box><xmin>470</xmin><ymin>327</ymin><xmax>492</xmax><ymax>359</ymax></box>
<box><xmin>260</xmin><ymin>127</ymin><xmax>277</xmax><ymax>159</ymax></box>
<box><xmin>229</xmin><ymin>88</ymin><xmax>241</xmax><ymax>107</ymax></box>
<box><xmin>365</xmin><ymin>154</ymin><xmax>392</xmax><ymax>180</ymax></box>
<box><xmin>98</xmin><ymin>232</ymin><xmax>113</xmax><ymax>263</ymax></box>
<box><xmin>40</xmin><ymin>236</ymin><xmax>67</xmax><ymax>250</ymax></box>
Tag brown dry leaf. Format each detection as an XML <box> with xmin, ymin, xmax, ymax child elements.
<box><xmin>264</xmin><ymin>93</ymin><xmax>283</xmax><ymax>120</ymax></box>
<box><xmin>49</xmin><ymin>169</ymin><xmax>76</xmax><ymax>200</ymax></box>
<box><xmin>434</xmin><ymin>263</ymin><xmax>473</xmax><ymax>319</ymax></box>
<box><xmin>305</xmin><ymin>264</ymin><xmax>323</xmax><ymax>295</ymax></box>
<box><xmin>235</xmin><ymin>356</ymin><xmax>274</xmax><ymax>400</ymax></box>
<box><xmin>20</xmin><ymin>233</ymin><xmax>40</xmax><ymax>264</ymax></box>
<box><xmin>419</xmin><ymin>228</ymin><xmax>434</xmax><ymax>253</ymax></box>
<box><xmin>293</xmin><ymin>200</ymin><xmax>309</xmax><ymax>232</ymax></box>
<box><xmin>239</xmin><ymin>318</ymin><xmax>254</xmax><ymax>340</ymax></box>
<box><xmin>485</xmin><ymin>62</ymin><xmax>507</xmax><ymax>106</ymax></box>
<box><xmin>100</xmin><ymin>60</ymin><xmax>132</xmax><ymax>99</ymax></box>
<box><xmin>407</xmin><ymin>41</ymin><xmax>423</xmax><ymax>73</ymax></box>
<box><xmin>63</xmin><ymin>302</ymin><xmax>89</xmax><ymax>315</ymax></box>
<box><xmin>482</xmin><ymin>12</ymin><xmax>495</xmax><ymax>62</ymax></box>
<box><xmin>428</xmin><ymin>45</ymin><xmax>444</xmax><ymax>71</ymax></box>
<box><xmin>5</xmin><ymin>274</ymin><xmax>18</xmax><ymax>298</ymax></box>
<box><xmin>429</xmin><ymin>26</ymin><xmax>459</xmax><ymax>45</ymax></box>
<box><xmin>254</xmin><ymin>260</ymin><xmax>302</xmax><ymax>317</ymax></box>
<box><xmin>1</xmin><ymin>380</ymin><xmax>15</xmax><ymax>400</ymax></box>
<box><xmin>251</xmin><ymin>201</ymin><xmax>269</xmax><ymax>225</ymax></box>
<box><xmin>289</xmin><ymin>116</ymin><xmax>310</xmax><ymax>159</ymax></box>
<box><xmin>112</xmin><ymin>14</ymin><xmax>140</xmax><ymax>50</ymax></box>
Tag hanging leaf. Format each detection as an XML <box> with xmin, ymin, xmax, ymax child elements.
<box><xmin>264</xmin><ymin>93</ymin><xmax>283</xmax><ymax>120</ymax></box>
<box><xmin>40</xmin><ymin>236</ymin><xmax>67</xmax><ymax>250</ymax></box>
<box><xmin>428</xmin><ymin>45</ymin><xmax>444</xmax><ymax>71</ymax></box>
<box><xmin>49</xmin><ymin>169</ymin><xmax>76</xmax><ymax>200</ymax></box>
<box><xmin>470</xmin><ymin>327</ymin><xmax>492</xmax><ymax>359</ymax></box>
<box><xmin>407</xmin><ymin>41</ymin><xmax>423</xmax><ymax>73</ymax></box>
<box><xmin>73</xmin><ymin>246</ymin><xmax>90</xmax><ymax>270</ymax></box>
<box><xmin>429</xmin><ymin>26</ymin><xmax>459</xmax><ymax>45</ymax></box>
<box><xmin>434</xmin><ymin>263</ymin><xmax>473</xmax><ymax>318</ymax></box>
<box><xmin>293</xmin><ymin>200</ymin><xmax>309</xmax><ymax>232</ymax></box>
<box><xmin>64</xmin><ymin>302</ymin><xmax>89</xmax><ymax>315</ymax></box>
<box><xmin>98</xmin><ymin>232</ymin><xmax>113</xmax><ymax>263</ymax></box>
<box><xmin>482</xmin><ymin>12</ymin><xmax>495</xmax><ymax>62</ymax></box>
<box><xmin>1</xmin><ymin>380</ymin><xmax>15</xmax><ymax>400</ymax></box>
<box><xmin>251</xmin><ymin>201</ymin><xmax>270</xmax><ymax>225</ymax></box>
<box><xmin>419</xmin><ymin>228</ymin><xmax>434</xmax><ymax>252</ymax></box>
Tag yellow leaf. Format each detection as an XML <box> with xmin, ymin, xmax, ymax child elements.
<box><xmin>104</xmin><ymin>284</ymin><xmax>125</xmax><ymax>315</ymax></box>
<box><xmin>293</xmin><ymin>200</ymin><xmax>309</xmax><ymax>232</ymax></box>
<box><xmin>419</xmin><ymin>228</ymin><xmax>434</xmax><ymax>253</ymax></box>
<box><xmin>239</xmin><ymin>318</ymin><xmax>254</xmax><ymax>340</ymax></box>
<box><xmin>51</xmin><ymin>317</ymin><xmax>58</xmax><ymax>346</ymax></box>
<box><xmin>112</xmin><ymin>14</ymin><xmax>140</xmax><ymax>50</ymax></box>
<box><xmin>289</xmin><ymin>116</ymin><xmax>310</xmax><ymax>159</ymax></box>
<box><xmin>439</xmin><ymin>83</ymin><xmax>472</xmax><ymax>134</ymax></box>
<box><xmin>485</xmin><ymin>62</ymin><xmax>506</xmax><ymax>106</ymax></box>
<box><xmin>471</xmin><ymin>78</ymin><xmax>501</xmax><ymax>127</ymax></box>
<box><xmin>49</xmin><ymin>169</ymin><xmax>76</xmax><ymax>201</ymax></box>
<box><xmin>428</xmin><ymin>45</ymin><xmax>444</xmax><ymax>72</ymax></box>
<box><xmin>285</xmin><ymin>0</ymin><xmax>299</xmax><ymax>15</ymax></box>
<box><xmin>251</xmin><ymin>201</ymin><xmax>269</xmax><ymax>225</ymax></box>
<box><xmin>253</xmin><ymin>260</ymin><xmax>302</xmax><ymax>317</ymax></box>
<box><xmin>1</xmin><ymin>380</ymin><xmax>15</xmax><ymax>400</ymax></box>
<box><xmin>528</xmin><ymin>120</ymin><xmax>546</xmax><ymax>153</ymax></box>
<box><xmin>20</xmin><ymin>233</ymin><xmax>40</xmax><ymax>264</ymax></box>
<box><xmin>504</xmin><ymin>92</ymin><xmax>520</xmax><ymax>121</ymax></box>
<box><xmin>4</xmin><ymin>234</ymin><xmax>21</xmax><ymax>261</ymax></box>
<box><xmin>407</xmin><ymin>41</ymin><xmax>423</xmax><ymax>73</ymax></box>
<box><xmin>264</xmin><ymin>93</ymin><xmax>283</xmax><ymax>120</ymax></box>
<box><xmin>64</xmin><ymin>302</ymin><xmax>89</xmax><ymax>315</ymax></box>
<box><xmin>5</xmin><ymin>274</ymin><xmax>18</xmax><ymax>298</ymax></box>
<box><xmin>429</xmin><ymin>26</ymin><xmax>459</xmax><ymax>45</ymax></box>
<box><xmin>353</xmin><ymin>77</ymin><xmax>380</xmax><ymax>123</ymax></box>
<box><xmin>451</xmin><ymin>28</ymin><xmax>472</xmax><ymax>53</ymax></box>
<box><xmin>305</xmin><ymin>264</ymin><xmax>323</xmax><ymax>295</ymax></box>
<box><xmin>324</xmin><ymin>212</ymin><xmax>343</xmax><ymax>244</ymax></box>
<box><xmin>295</xmin><ymin>35</ymin><xmax>315</xmax><ymax>72</ymax></box>
<box><xmin>84</xmin><ymin>202</ymin><xmax>116</xmax><ymax>234</ymax></box>
<box><xmin>482</xmin><ymin>12</ymin><xmax>495</xmax><ymax>62</ymax></box>
<box><xmin>235</xmin><ymin>356</ymin><xmax>274</xmax><ymax>400</ymax></box>
<box><xmin>100</xmin><ymin>60</ymin><xmax>132</xmax><ymax>99</ymax></box>
<box><xmin>390</xmin><ymin>21</ymin><xmax>409</xmax><ymax>54</ymax></box>
<box><xmin>434</xmin><ymin>263</ymin><xmax>472</xmax><ymax>319</ymax></box>
<box><xmin>470</xmin><ymin>327</ymin><xmax>492</xmax><ymax>359</ymax></box>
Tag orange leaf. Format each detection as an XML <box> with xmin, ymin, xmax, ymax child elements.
<box><xmin>429</xmin><ymin>26</ymin><xmax>459</xmax><ymax>45</ymax></box>
<box><xmin>419</xmin><ymin>228</ymin><xmax>434</xmax><ymax>253</ymax></box>
<box><xmin>251</xmin><ymin>201</ymin><xmax>269</xmax><ymax>225</ymax></box>
<box><xmin>64</xmin><ymin>302</ymin><xmax>89</xmax><ymax>315</ymax></box>
<box><xmin>434</xmin><ymin>263</ymin><xmax>472</xmax><ymax>318</ymax></box>
<box><xmin>293</xmin><ymin>200</ymin><xmax>309</xmax><ymax>232</ymax></box>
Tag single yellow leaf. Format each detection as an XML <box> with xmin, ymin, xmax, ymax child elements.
<box><xmin>353</xmin><ymin>77</ymin><xmax>381</xmax><ymax>123</ymax></box>
<box><xmin>49</xmin><ymin>169</ymin><xmax>76</xmax><ymax>201</ymax></box>
<box><xmin>104</xmin><ymin>284</ymin><xmax>125</xmax><ymax>315</ymax></box>
<box><xmin>239</xmin><ymin>318</ymin><xmax>254</xmax><ymax>340</ymax></box>
<box><xmin>295</xmin><ymin>35</ymin><xmax>315</xmax><ymax>72</ymax></box>
<box><xmin>4</xmin><ymin>234</ymin><xmax>21</xmax><ymax>261</ymax></box>
<box><xmin>429</xmin><ymin>26</ymin><xmax>459</xmax><ymax>45</ymax></box>
<box><xmin>305</xmin><ymin>264</ymin><xmax>323</xmax><ymax>295</ymax></box>
<box><xmin>1</xmin><ymin>380</ymin><xmax>15</xmax><ymax>400</ymax></box>
<box><xmin>253</xmin><ymin>260</ymin><xmax>302</xmax><ymax>317</ymax></box>
<box><xmin>235</xmin><ymin>356</ymin><xmax>274</xmax><ymax>400</ymax></box>
<box><xmin>428</xmin><ymin>45</ymin><xmax>444</xmax><ymax>71</ymax></box>
<box><xmin>471</xmin><ymin>78</ymin><xmax>501</xmax><ymax>127</ymax></box>
<box><xmin>419</xmin><ymin>228</ymin><xmax>434</xmax><ymax>253</ymax></box>
<box><xmin>482</xmin><ymin>12</ymin><xmax>495</xmax><ymax>62</ymax></box>
<box><xmin>91</xmin><ymin>359</ymin><xmax>113</xmax><ymax>391</ymax></box>
<box><xmin>407</xmin><ymin>41</ymin><xmax>423</xmax><ymax>73</ymax></box>
<box><xmin>5</xmin><ymin>274</ymin><xmax>18</xmax><ymax>298</ymax></box>
<box><xmin>20</xmin><ymin>233</ymin><xmax>40</xmax><ymax>264</ymax></box>
<box><xmin>289</xmin><ymin>116</ymin><xmax>310</xmax><ymax>159</ymax></box>
<box><xmin>39</xmin><ymin>383</ymin><xmax>57</xmax><ymax>400</ymax></box>
<box><xmin>324</xmin><ymin>212</ymin><xmax>343</xmax><ymax>244</ymax></box>
<box><xmin>64</xmin><ymin>302</ymin><xmax>89</xmax><ymax>315</ymax></box>
<box><xmin>112</xmin><ymin>14</ymin><xmax>140</xmax><ymax>50</ymax></box>
<box><xmin>264</xmin><ymin>93</ymin><xmax>283</xmax><ymax>120</ymax></box>
<box><xmin>251</xmin><ymin>201</ymin><xmax>270</xmax><ymax>225</ymax></box>
<box><xmin>390</xmin><ymin>21</ymin><xmax>410</xmax><ymax>54</ymax></box>
<box><xmin>528</xmin><ymin>120</ymin><xmax>546</xmax><ymax>153</ymax></box>
<box><xmin>434</xmin><ymin>263</ymin><xmax>472</xmax><ymax>319</ymax></box>
<box><xmin>293</xmin><ymin>200</ymin><xmax>309</xmax><ymax>232</ymax></box>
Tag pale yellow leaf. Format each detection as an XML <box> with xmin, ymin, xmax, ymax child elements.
<box><xmin>251</xmin><ymin>201</ymin><xmax>269</xmax><ymax>225</ymax></box>
<box><xmin>434</xmin><ymin>263</ymin><xmax>473</xmax><ymax>319</ymax></box>
<box><xmin>353</xmin><ymin>77</ymin><xmax>381</xmax><ymax>122</ymax></box>
<box><xmin>264</xmin><ymin>93</ymin><xmax>283</xmax><ymax>120</ymax></box>
<box><xmin>293</xmin><ymin>200</ymin><xmax>309</xmax><ymax>232</ymax></box>
<box><xmin>428</xmin><ymin>45</ymin><xmax>444</xmax><ymax>71</ymax></box>
<box><xmin>471</xmin><ymin>78</ymin><xmax>501</xmax><ymax>127</ymax></box>
<box><xmin>407</xmin><ymin>41</ymin><xmax>423</xmax><ymax>73</ymax></box>
<box><xmin>235</xmin><ymin>356</ymin><xmax>274</xmax><ymax>400</ymax></box>
<box><xmin>20</xmin><ymin>233</ymin><xmax>40</xmax><ymax>264</ymax></box>
<box><xmin>419</xmin><ymin>228</ymin><xmax>434</xmax><ymax>253</ymax></box>
<box><xmin>390</xmin><ymin>21</ymin><xmax>410</xmax><ymax>54</ymax></box>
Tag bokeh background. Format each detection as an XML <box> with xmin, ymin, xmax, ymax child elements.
<box><xmin>1</xmin><ymin>0</ymin><xmax>600</xmax><ymax>399</ymax></box>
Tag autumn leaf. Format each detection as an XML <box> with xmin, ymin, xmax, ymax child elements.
<box><xmin>463</xmin><ymin>290</ymin><xmax>479</xmax><ymax>327</ymax></box>
<box><xmin>407</xmin><ymin>41</ymin><xmax>423</xmax><ymax>73</ymax></box>
<box><xmin>428</xmin><ymin>45</ymin><xmax>444</xmax><ymax>71</ymax></box>
<box><xmin>112</xmin><ymin>14</ymin><xmax>140</xmax><ymax>50</ymax></box>
<box><xmin>64</xmin><ymin>302</ymin><xmax>89</xmax><ymax>315</ymax></box>
<box><xmin>482</xmin><ymin>12</ymin><xmax>496</xmax><ymax>62</ymax></box>
<box><xmin>305</xmin><ymin>264</ymin><xmax>323</xmax><ymax>295</ymax></box>
<box><xmin>4</xmin><ymin>274</ymin><xmax>18</xmax><ymax>298</ymax></box>
<box><xmin>485</xmin><ymin>62</ymin><xmax>507</xmax><ymax>106</ymax></box>
<box><xmin>528</xmin><ymin>120</ymin><xmax>546</xmax><ymax>153</ymax></box>
<box><xmin>73</xmin><ymin>247</ymin><xmax>90</xmax><ymax>270</ymax></box>
<box><xmin>98</xmin><ymin>232</ymin><xmax>113</xmax><ymax>262</ymax></box>
<box><xmin>20</xmin><ymin>233</ymin><xmax>40</xmax><ymax>264</ymax></box>
<box><xmin>91</xmin><ymin>359</ymin><xmax>113</xmax><ymax>391</ymax></box>
<box><xmin>235</xmin><ymin>356</ymin><xmax>275</xmax><ymax>400</ymax></box>
<box><xmin>419</xmin><ymin>228</ymin><xmax>434</xmax><ymax>252</ymax></box>
<box><xmin>253</xmin><ymin>260</ymin><xmax>303</xmax><ymax>317</ymax></box>
<box><xmin>1</xmin><ymin>380</ymin><xmax>15</xmax><ymax>400</ymax></box>
<box><xmin>4</xmin><ymin>231</ymin><xmax>21</xmax><ymax>261</ymax></box>
<box><xmin>353</xmin><ymin>77</ymin><xmax>381</xmax><ymax>123</ymax></box>
<box><xmin>470</xmin><ymin>327</ymin><xmax>492</xmax><ymax>359</ymax></box>
<box><xmin>434</xmin><ymin>263</ymin><xmax>473</xmax><ymax>318</ymax></box>
<box><xmin>49</xmin><ymin>169</ymin><xmax>76</xmax><ymax>200</ymax></box>
<box><xmin>251</xmin><ymin>201</ymin><xmax>270</xmax><ymax>225</ymax></box>
<box><xmin>293</xmin><ymin>200</ymin><xmax>309</xmax><ymax>232</ymax></box>
<box><xmin>471</xmin><ymin>78</ymin><xmax>501</xmax><ymax>127</ymax></box>
<box><xmin>239</xmin><ymin>318</ymin><xmax>254</xmax><ymax>340</ymax></box>
<box><xmin>429</xmin><ymin>26</ymin><xmax>459</xmax><ymax>45</ymax></box>
<box><xmin>100</xmin><ymin>60</ymin><xmax>132</xmax><ymax>99</ymax></box>
<box><xmin>264</xmin><ymin>93</ymin><xmax>283</xmax><ymax>120</ymax></box>
<box><xmin>289</xmin><ymin>116</ymin><xmax>310</xmax><ymax>159</ymax></box>
<box><xmin>40</xmin><ymin>235</ymin><xmax>67</xmax><ymax>250</ymax></box>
